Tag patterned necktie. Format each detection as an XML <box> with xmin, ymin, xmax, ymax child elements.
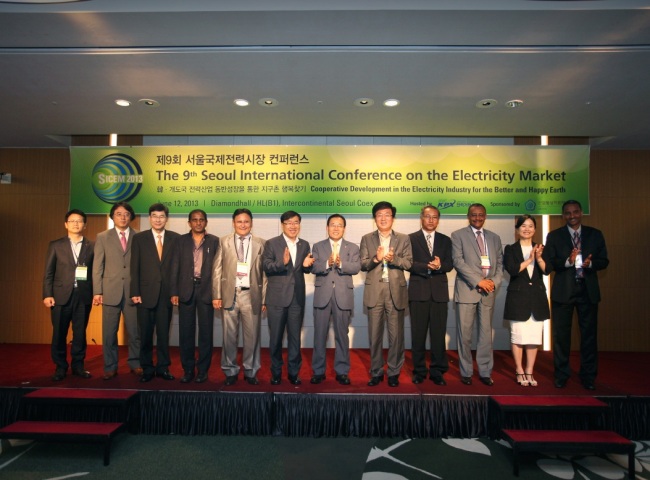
<box><xmin>573</xmin><ymin>231</ymin><xmax>584</xmax><ymax>278</ymax></box>
<box><xmin>120</xmin><ymin>231</ymin><xmax>127</xmax><ymax>252</ymax></box>
<box><xmin>426</xmin><ymin>234</ymin><xmax>433</xmax><ymax>256</ymax></box>
<box><xmin>156</xmin><ymin>234</ymin><xmax>163</xmax><ymax>260</ymax></box>
<box><xmin>237</xmin><ymin>236</ymin><xmax>245</xmax><ymax>262</ymax></box>
<box><xmin>476</xmin><ymin>230</ymin><xmax>488</xmax><ymax>277</ymax></box>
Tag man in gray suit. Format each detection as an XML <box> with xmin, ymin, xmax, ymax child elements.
<box><xmin>360</xmin><ymin>201</ymin><xmax>413</xmax><ymax>387</ymax></box>
<box><xmin>310</xmin><ymin>214</ymin><xmax>361</xmax><ymax>386</ymax></box>
<box><xmin>92</xmin><ymin>202</ymin><xmax>141</xmax><ymax>380</ymax></box>
<box><xmin>213</xmin><ymin>208</ymin><xmax>267</xmax><ymax>386</ymax></box>
<box><xmin>263</xmin><ymin>211</ymin><xmax>314</xmax><ymax>385</ymax></box>
<box><xmin>451</xmin><ymin>203</ymin><xmax>503</xmax><ymax>386</ymax></box>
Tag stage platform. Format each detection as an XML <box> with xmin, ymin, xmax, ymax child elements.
<box><xmin>1</xmin><ymin>344</ymin><xmax>648</xmax><ymax>439</ymax></box>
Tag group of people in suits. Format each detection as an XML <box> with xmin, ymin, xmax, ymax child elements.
<box><xmin>42</xmin><ymin>198</ymin><xmax>608</xmax><ymax>390</ymax></box>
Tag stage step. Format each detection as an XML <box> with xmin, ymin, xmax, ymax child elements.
<box><xmin>502</xmin><ymin>428</ymin><xmax>635</xmax><ymax>478</ymax></box>
<box><xmin>0</xmin><ymin>420</ymin><xmax>125</xmax><ymax>466</ymax></box>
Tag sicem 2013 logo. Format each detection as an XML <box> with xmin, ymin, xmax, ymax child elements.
<box><xmin>92</xmin><ymin>153</ymin><xmax>143</xmax><ymax>203</ymax></box>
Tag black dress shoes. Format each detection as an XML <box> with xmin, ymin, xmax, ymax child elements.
<box><xmin>157</xmin><ymin>370</ymin><xmax>175</xmax><ymax>381</ymax></box>
<box><xmin>335</xmin><ymin>374</ymin><xmax>351</xmax><ymax>385</ymax></box>
<box><xmin>412</xmin><ymin>374</ymin><xmax>425</xmax><ymax>384</ymax></box>
<box><xmin>461</xmin><ymin>376</ymin><xmax>472</xmax><ymax>385</ymax></box>
<box><xmin>52</xmin><ymin>369</ymin><xmax>66</xmax><ymax>382</ymax></box>
<box><xmin>554</xmin><ymin>378</ymin><xmax>567</xmax><ymax>388</ymax></box>
<box><xmin>245</xmin><ymin>376</ymin><xmax>259</xmax><ymax>385</ymax></box>
<box><xmin>224</xmin><ymin>375</ymin><xmax>238</xmax><ymax>386</ymax></box>
<box><xmin>431</xmin><ymin>376</ymin><xmax>447</xmax><ymax>386</ymax></box>
<box><xmin>180</xmin><ymin>372</ymin><xmax>194</xmax><ymax>383</ymax></box>
<box><xmin>72</xmin><ymin>369</ymin><xmax>91</xmax><ymax>379</ymax></box>
<box><xmin>140</xmin><ymin>373</ymin><xmax>154</xmax><ymax>382</ymax></box>
<box><xmin>582</xmin><ymin>381</ymin><xmax>596</xmax><ymax>391</ymax></box>
<box><xmin>479</xmin><ymin>376</ymin><xmax>494</xmax><ymax>386</ymax></box>
<box><xmin>288</xmin><ymin>375</ymin><xmax>302</xmax><ymax>385</ymax></box>
<box><xmin>270</xmin><ymin>375</ymin><xmax>281</xmax><ymax>385</ymax></box>
<box><xmin>388</xmin><ymin>375</ymin><xmax>400</xmax><ymax>387</ymax></box>
<box><xmin>310</xmin><ymin>374</ymin><xmax>326</xmax><ymax>384</ymax></box>
<box><xmin>367</xmin><ymin>375</ymin><xmax>384</xmax><ymax>386</ymax></box>
<box><xmin>195</xmin><ymin>372</ymin><xmax>208</xmax><ymax>383</ymax></box>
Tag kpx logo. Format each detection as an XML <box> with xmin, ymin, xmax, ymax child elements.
<box><xmin>92</xmin><ymin>153</ymin><xmax>143</xmax><ymax>203</ymax></box>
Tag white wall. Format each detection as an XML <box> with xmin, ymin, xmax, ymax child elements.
<box><xmin>143</xmin><ymin>213</ymin><xmax>516</xmax><ymax>351</ymax></box>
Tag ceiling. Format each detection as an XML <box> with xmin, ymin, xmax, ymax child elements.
<box><xmin>1</xmin><ymin>0</ymin><xmax>650</xmax><ymax>149</ymax></box>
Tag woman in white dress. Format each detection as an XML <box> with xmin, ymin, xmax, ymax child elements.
<box><xmin>503</xmin><ymin>215</ymin><xmax>551</xmax><ymax>386</ymax></box>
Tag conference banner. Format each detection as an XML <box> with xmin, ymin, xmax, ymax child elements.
<box><xmin>70</xmin><ymin>145</ymin><xmax>590</xmax><ymax>215</ymax></box>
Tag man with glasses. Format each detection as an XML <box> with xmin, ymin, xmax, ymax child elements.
<box><xmin>43</xmin><ymin>209</ymin><xmax>94</xmax><ymax>381</ymax></box>
<box><xmin>360</xmin><ymin>201</ymin><xmax>412</xmax><ymax>387</ymax></box>
<box><xmin>213</xmin><ymin>208</ymin><xmax>267</xmax><ymax>386</ymax></box>
<box><xmin>263</xmin><ymin>211</ymin><xmax>314</xmax><ymax>385</ymax></box>
<box><xmin>130</xmin><ymin>203</ymin><xmax>180</xmax><ymax>382</ymax></box>
<box><xmin>310</xmin><ymin>214</ymin><xmax>361</xmax><ymax>386</ymax></box>
<box><xmin>170</xmin><ymin>209</ymin><xmax>219</xmax><ymax>384</ymax></box>
<box><xmin>408</xmin><ymin>205</ymin><xmax>453</xmax><ymax>386</ymax></box>
<box><xmin>451</xmin><ymin>203</ymin><xmax>503</xmax><ymax>386</ymax></box>
<box><xmin>92</xmin><ymin>202</ymin><xmax>142</xmax><ymax>380</ymax></box>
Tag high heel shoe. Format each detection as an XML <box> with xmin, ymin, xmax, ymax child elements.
<box><xmin>525</xmin><ymin>373</ymin><xmax>538</xmax><ymax>387</ymax></box>
<box><xmin>515</xmin><ymin>372</ymin><xmax>529</xmax><ymax>386</ymax></box>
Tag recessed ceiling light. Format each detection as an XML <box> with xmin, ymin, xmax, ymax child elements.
<box><xmin>476</xmin><ymin>99</ymin><xmax>497</xmax><ymax>109</ymax></box>
<box><xmin>234</xmin><ymin>99</ymin><xmax>249</xmax><ymax>107</ymax></box>
<box><xmin>505</xmin><ymin>99</ymin><xmax>524</xmax><ymax>108</ymax></box>
<box><xmin>383</xmin><ymin>99</ymin><xmax>400</xmax><ymax>107</ymax></box>
<box><xmin>138</xmin><ymin>99</ymin><xmax>160</xmax><ymax>107</ymax></box>
<box><xmin>354</xmin><ymin>98</ymin><xmax>374</xmax><ymax>107</ymax></box>
<box><xmin>115</xmin><ymin>99</ymin><xmax>131</xmax><ymax>107</ymax></box>
<box><xmin>259</xmin><ymin>98</ymin><xmax>279</xmax><ymax>107</ymax></box>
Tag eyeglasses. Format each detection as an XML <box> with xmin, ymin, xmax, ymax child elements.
<box><xmin>283</xmin><ymin>221</ymin><xmax>300</xmax><ymax>226</ymax></box>
<box><xmin>151</xmin><ymin>215</ymin><xmax>167</xmax><ymax>220</ymax></box>
<box><xmin>375</xmin><ymin>214</ymin><xmax>393</xmax><ymax>219</ymax></box>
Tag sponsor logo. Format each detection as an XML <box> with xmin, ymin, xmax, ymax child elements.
<box><xmin>92</xmin><ymin>153</ymin><xmax>143</xmax><ymax>203</ymax></box>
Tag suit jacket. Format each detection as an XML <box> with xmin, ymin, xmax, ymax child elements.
<box><xmin>311</xmin><ymin>238</ymin><xmax>361</xmax><ymax>310</ymax></box>
<box><xmin>92</xmin><ymin>227</ymin><xmax>137</xmax><ymax>306</ymax></box>
<box><xmin>503</xmin><ymin>241</ymin><xmax>551</xmax><ymax>320</ymax></box>
<box><xmin>130</xmin><ymin>229</ymin><xmax>180</xmax><ymax>309</ymax></box>
<box><xmin>170</xmin><ymin>232</ymin><xmax>219</xmax><ymax>304</ymax></box>
<box><xmin>543</xmin><ymin>225</ymin><xmax>608</xmax><ymax>304</ymax></box>
<box><xmin>43</xmin><ymin>236</ymin><xmax>94</xmax><ymax>305</ymax></box>
<box><xmin>451</xmin><ymin>226</ymin><xmax>503</xmax><ymax>303</ymax></box>
<box><xmin>213</xmin><ymin>233</ymin><xmax>267</xmax><ymax>312</ymax></box>
<box><xmin>360</xmin><ymin>230</ymin><xmax>412</xmax><ymax>310</ymax></box>
<box><xmin>408</xmin><ymin>230</ymin><xmax>453</xmax><ymax>303</ymax></box>
<box><xmin>262</xmin><ymin>235</ymin><xmax>311</xmax><ymax>308</ymax></box>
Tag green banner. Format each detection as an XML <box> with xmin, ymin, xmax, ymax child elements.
<box><xmin>70</xmin><ymin>145</ymin><xmax>590</xmax><ymax>215</ymax></box>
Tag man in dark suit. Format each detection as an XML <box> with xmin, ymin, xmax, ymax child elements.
<box><xmin>130</xmin><ymin>203</ymin><xmax>180</xmax><ymax>382</ymax></box>
<box><xmin>360</xmin><ymin>201</ymin><xmax>413</xmax><ymax>387</ymax></box>
<box><xmin>171</xmin><ymin>209</ymin><xmax>219</xmax><ymax>384</ymax></box>
<box><xmin>213</xmin><ymin>208</ymin><xmax>267</xmax><ymax>386</ymax></box>
<box><xmin>451</xmin><ymin>203</ymin><xmax>503</xmax><ymax>386</ymax></box>
<box><xmin>92</xmin><ymin>201</ymin><xmax>141</xmax><ymax>380</ymax></box>
<box><xmin>408</xmin><ymin>205</ymin><xmax>453</xmax><ymax>386</ymax></box>
<box><xmin>42</xmin><ymin>209</ymin><xmax>94</xmax><ymax>381</ymax></box>
<box><xmin>262</xmin><ymin>211</ymin><xmax>314</xmax><ymax>385</ymax></box>
<box><xmin>310</xmin><ymin>214</ymin><xmax>361</xmax><ymax>386</ymax></box>
<box><xmin>543</xmin><ymin>200</ymin><xmax>609</xmax><ymax>390</ymax></box>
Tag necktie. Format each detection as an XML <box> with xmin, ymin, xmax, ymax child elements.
<box><xmin>120</xmin><ymin>231</ymin><xmax>127</xmax><ymax>252</ymax></box>
<box><xmin>426</xmin><ymin>234</ymin><xmax>433</xmax><ymax>256</ymax></box>
<box><xmin>156</xmin><ymin>234</ymin><xmax>163</xmax><ymax>260</ymax></box>
<box><xmin>573</xmin><ymin>231</ymin><xmax>584</xmax><ymax>278</ymax></box>
<box><xmin>476</xmin><ymin>230</ymin><xmax>488</xmax><ymax>277</ymax></box>
<box><xmin>238</xmin><ymin>236</ymin><xmax>245</xmax><ymax>262</ymax></box>
<box><xmin>332</xmin><ymin>241</ymin><xmax>339</xmax><ymax>257</ymax></box>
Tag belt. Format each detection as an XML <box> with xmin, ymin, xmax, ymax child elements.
<box><xmin>236</xmin><ymin>286</ymin><xmax>250</xmax><ymax>291</ymax></box>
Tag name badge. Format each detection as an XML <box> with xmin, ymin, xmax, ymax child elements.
<box><xmin>575</xmin><ymin>253</ymin><xmax>583</xmax><ymax>267</ymax></box>
<box><xmin>75</xmin><ymin>266</ymin><xmax>88</xmax><ymax>281</ymax></box>
<box><xmin>480</xmin><ymin>255</ymin><xmax>491</xmax><ymax>269</ymax></box>
<box><xmin>236</xmin><ymin>261</ymin><xmax>249</xmax><ymax>278</ymax></box>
